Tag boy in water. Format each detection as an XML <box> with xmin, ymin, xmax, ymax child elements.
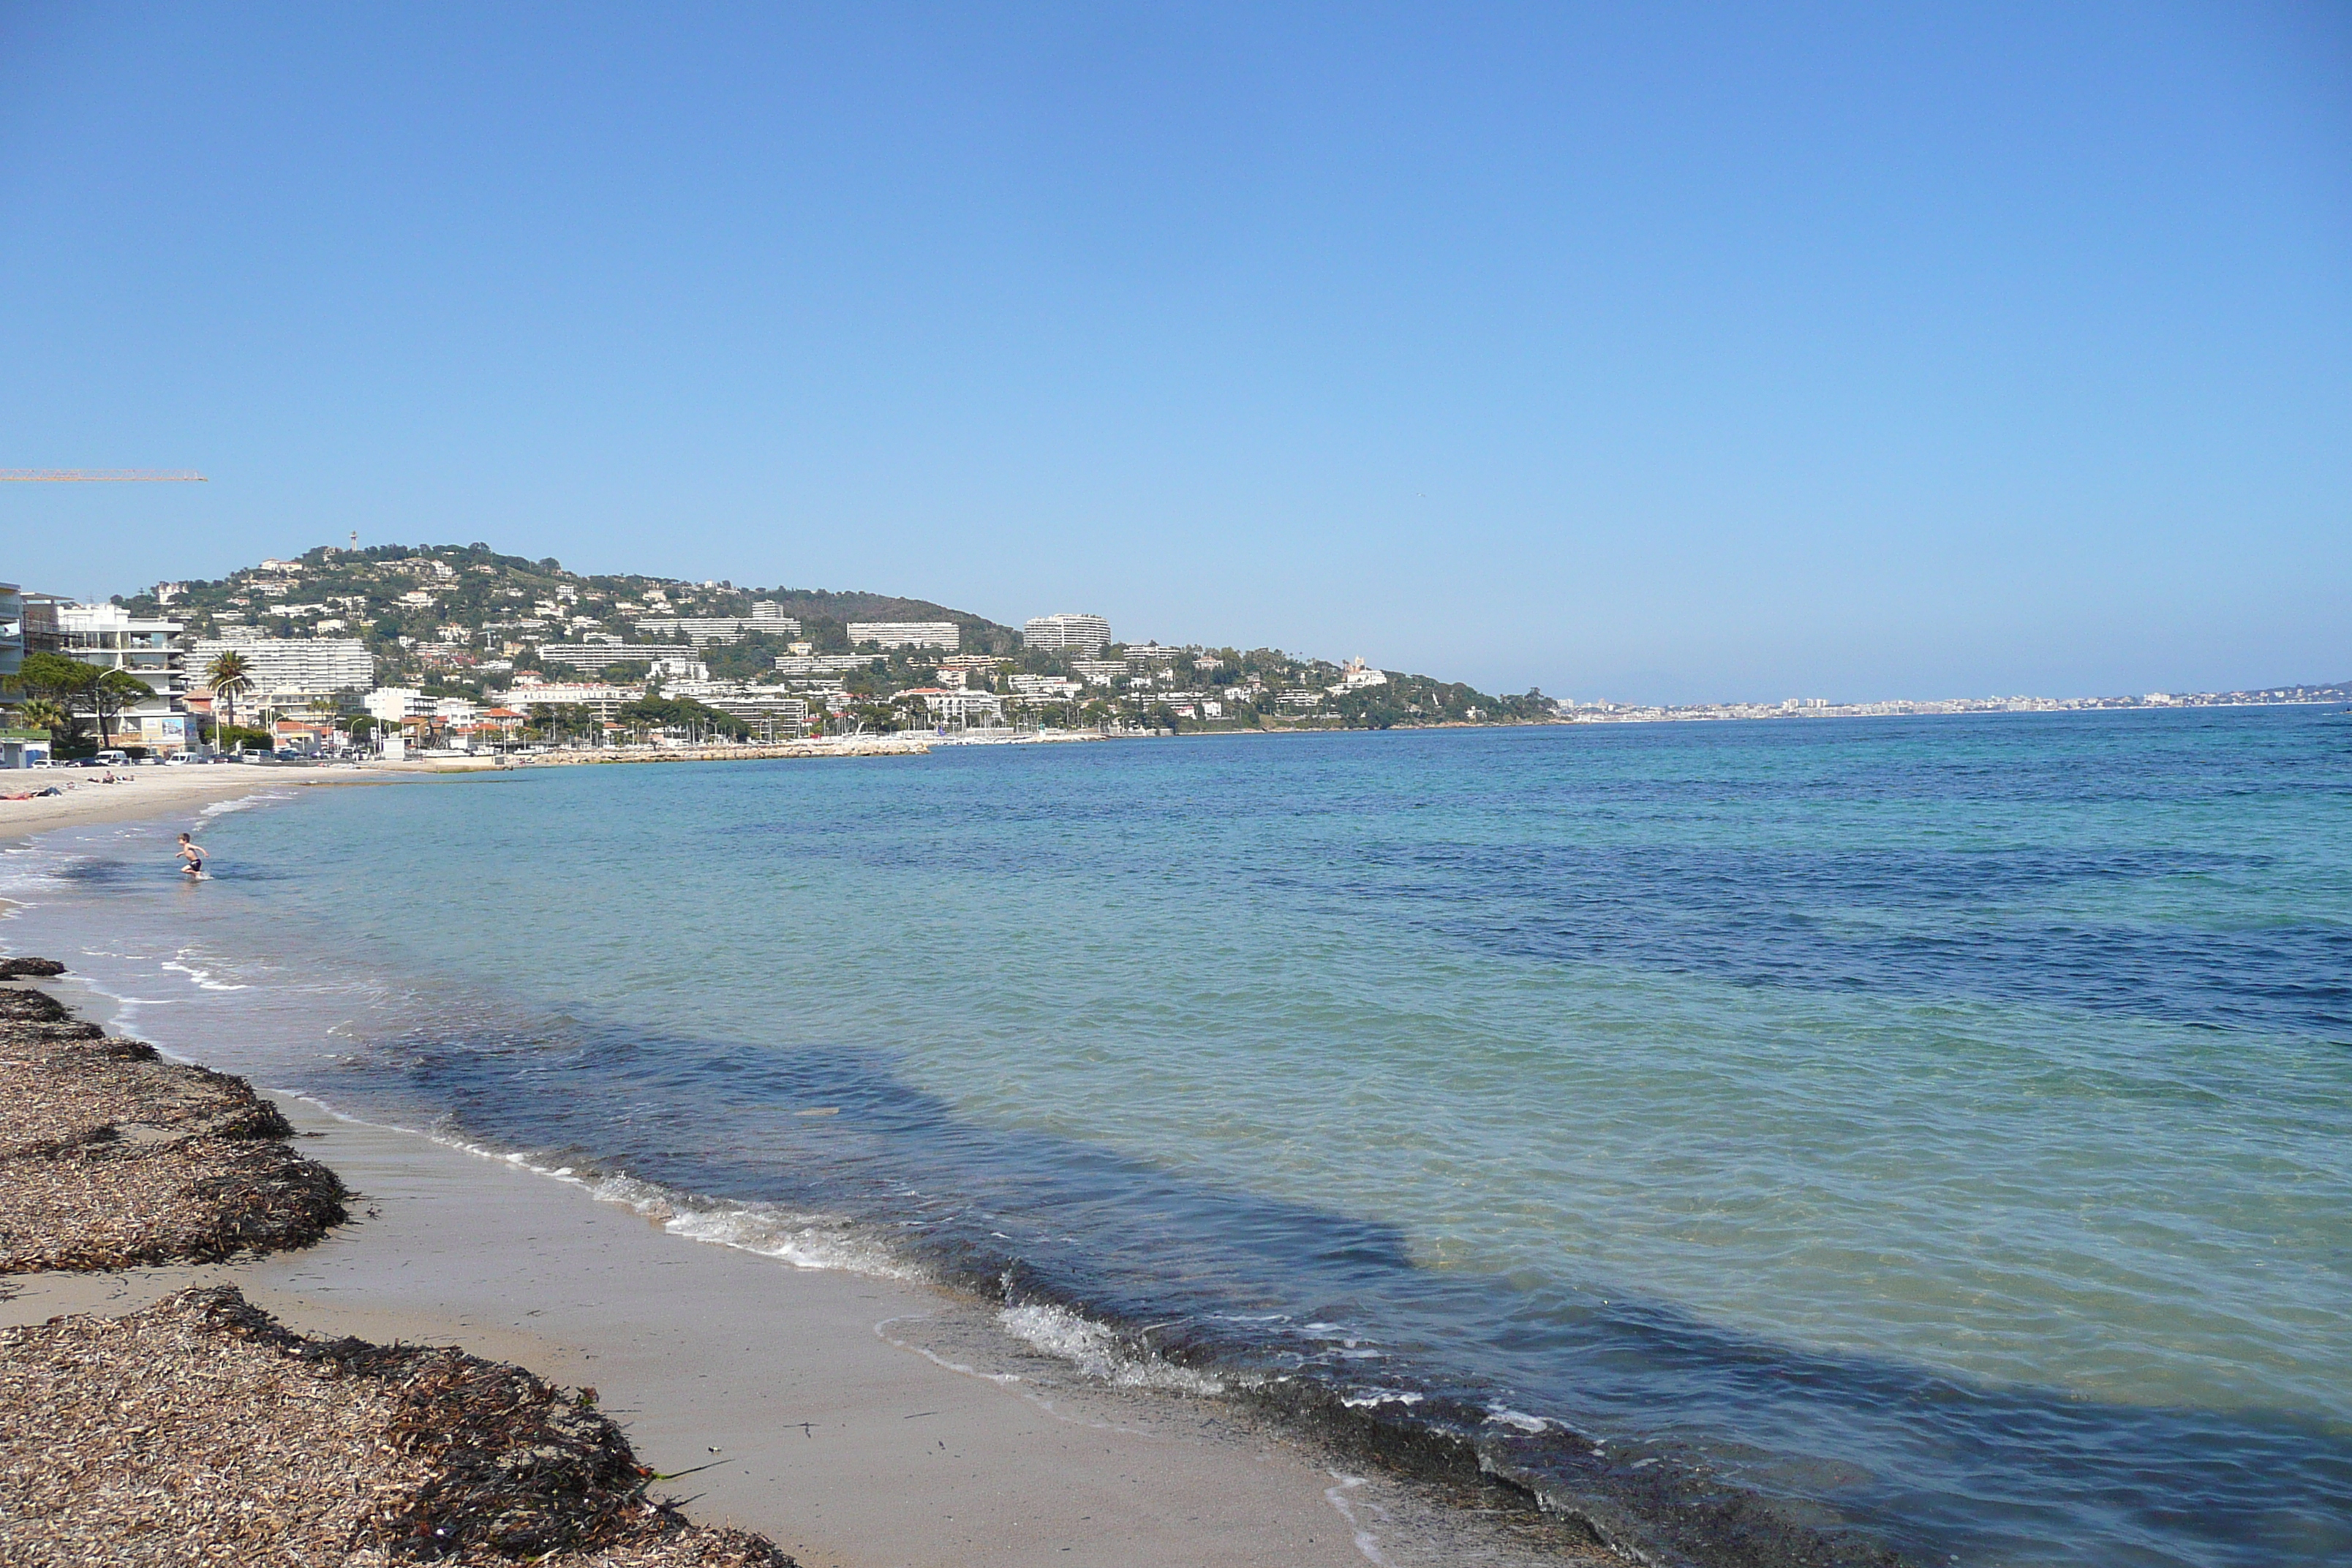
<box><xmin>176</xmin><ymin>833</ymin><xmax>206</xmax><ymax>878</ymax></box>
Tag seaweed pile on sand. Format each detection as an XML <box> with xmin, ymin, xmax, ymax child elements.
<box><xmin>0</xmin><ymin>1286</ymin><xmax>788</xmax><ymax>1565</ymax></box>
<box><xmin>0</xmin><ymin>959</ymin><xmax>796</xmax><ymax>1566</ymax></box>
<box><xmin>0</xmin><ymin>965</ymin><xmax>346</xmax><ymax>1273</ymax></box>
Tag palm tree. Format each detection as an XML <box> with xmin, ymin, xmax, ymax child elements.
<box><xmin>16</xmin><ymin>697</ymin><xmax>68</xmax><ymax>742</ymax></box>
<box><xmin>206</xmin><ymin>649</ymin><xmax>254</xmax><ymax>742</ymax></box>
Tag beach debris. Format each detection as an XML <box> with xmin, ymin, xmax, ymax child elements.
<box><xmin>0</xmin><ymin>988</ymin><xmax>347</xmax><ymax>1273</ymax></box>
<box><xmin>0</xmin><ymin>1285</ymin><xmax>793</xmax><ymax>1565</ymax></box>
<box><xmin>0</xmin><ymin>957</ymin><xmax>68</xmax><ymax>979</ymax></box>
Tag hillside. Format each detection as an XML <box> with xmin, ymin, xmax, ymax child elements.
<box><xmin>118</xmin><ymin>540</ymin><xmax>1557</xmax><ymax>731</ymax></box>
<box><xmin>127</xmin><ymin>543</ymin><xmax>1018</xmax><ymax>671</ymax></box>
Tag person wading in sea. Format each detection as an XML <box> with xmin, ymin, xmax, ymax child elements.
<box><xmin>176</xmin><ymin>833</ymin><xmax>207</xmax><ymax>879</ymax></box>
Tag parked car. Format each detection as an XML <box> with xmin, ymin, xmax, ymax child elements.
<box><xmin>94</xmin><ymin>750</ymin><xmax>129</xmax><ymax>766</ymax></box>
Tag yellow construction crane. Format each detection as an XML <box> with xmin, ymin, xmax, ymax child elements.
<box><xmin>0</xmin><ymin>470</ymin><xmax>207</xmax><ymax>481</ymax></box>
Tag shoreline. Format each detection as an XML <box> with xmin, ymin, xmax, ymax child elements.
<box><xmin>0</xmin><ymin>967</ymin><xmax>1606</xmax><ymax>1568</ymax></box>
<box><xmin>0</xmin><ymin>774</ymin><xmax>1614</xmax><ymax>1568</ymax></box>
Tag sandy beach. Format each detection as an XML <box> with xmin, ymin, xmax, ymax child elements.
<box><xmin>0</xmin><ymin>780</ymin><xmax>1605</xmax><ymax>1568</ymax></box>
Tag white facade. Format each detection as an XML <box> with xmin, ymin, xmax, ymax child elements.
<box><xmin>1009</xmin><ymin>674</ymin><xmax>1084</xmax><ymax>699</ymax></box>
<box><xmin>848</xmin><ymin>621</ymin><xmax>960</xmax><ymax>651</ymax></box>
<box><xmin>632</xmin><ymin>610</ymin><xmax>801</xmax><ymax>645</ymax></box>
<box><xmin>363</xmin><ymin>688</ymin><xmax>437</xmax><ymax>723</ymax></box>
<box><xmin>538</xmin><ymin>643</ymin><xmax>706</xmax><ymax>671</ymax></box>
<box><xmin>772</xmin><ymin>654</ymin><xmax>881</xmax><ymax>675</ymax></box>
<box><xmin>40</xmin><ymin>601</ymin><xmax>189</xmax><ymax>747</ymax></box>
<box><xmin>190</xmin><ymin>637</ymin><xmax>375</xmax><ymax>701</ymax></box>
<box><xmin>1068</xmin><ymin>660</ymin><xmax>1127</xmax><ymax>687</ymax></box>
<box><xmin>663</xmin><ymin>681</ymin><xmax>810</xmax><ymax>733</ymax></box>
<box><xmin>496</xmin><ymin>682</ymin><xmax>641</xmax><ymax>717</ymax></box>
<box><xmin>900</xmin><ymin>687</ymin><xmax>1003</xmax><ymax>727</ymax></box>
<box><xmin>1021</xmin><ymin>612</ymin><xmax>1112</xmax><ymax>654</ymax></box>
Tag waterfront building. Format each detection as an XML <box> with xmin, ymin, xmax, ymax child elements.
<box><xmin>29</xmin><ymin>600</ymin><xmax>191</xmax><ymax>750</ymax></box>
<box><xmin>1009</xmin><ymin>674</ymin><xmax>1084</xmax><ymax>699</ymax></box>
<box><xmin>363</xmin><ymin>688</ymin><xmax>437</xmax><ymax>723</ymax></box>
<box><xmin>896</xmin><ymin>687</ymin><xmax>1004</xmax><ymax>728</ymax></box>
<box><xmin>0</xmin><ymin>583</ymin><xmax>20</xmax><ymax>681</ymax></box>
<box><xmin>847</xmin><ymin>620</ymin><xmax>960</xmax><ymax>651</ymax></box>
<box><xmin>1022</xmin><ymin>612</ymin><xmax>1112</xmax><ymax>653</ymax></box>
<box><xmin>189</xmin><ymin>637</ymin><xmax>376</xmax><ymax>708</ymax></box>
<box><xmin>492</xmin><ymin>681</ymin><xmax>641</xmax><ymax>718</ymax></box>
<box><xmin>0</xmin><ymin>582</ymin><xmax>29</xmax><ymax>765</ymax></box>
<box><xmin>663</xmin><ymin>679</ymin><xmax>811</xmax><ymax>732</ymax></box>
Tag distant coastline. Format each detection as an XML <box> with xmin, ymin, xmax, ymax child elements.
<box><xmin>1561</xmin><ymin>681</ymin><xmax>2351</xmax><ymax>725</ymax></box>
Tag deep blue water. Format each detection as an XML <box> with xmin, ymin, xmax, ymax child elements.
<box><xmin>9</xmin><ymin>706</ymin><xmax>2349</xmax><ymax>1567</ymax></box>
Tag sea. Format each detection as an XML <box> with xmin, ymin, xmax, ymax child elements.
<box><xmin>4</xmin><ymin>708</ymin><xmax>2347</xmax><ymax>1567</ymax></box>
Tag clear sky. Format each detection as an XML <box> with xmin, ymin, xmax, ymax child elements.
<box><xmin>3</xmin><ymin>3</ymin><xmax>2345</xmax><ymax>702</ymax></box>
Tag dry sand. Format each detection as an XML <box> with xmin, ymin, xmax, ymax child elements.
<box><xmin>0</xmin><ymin>762</ymin><xmax>423</xmax><ymax>837</ymax></box>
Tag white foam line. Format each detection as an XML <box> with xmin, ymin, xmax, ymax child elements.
<box><xmin>872</xmin><ymin>1316</ymin><xmax>1022</xmax><ymax>1385</ymax></box>
<box><xmin>1324</xmin><ymin>1474</ymin><xmax>1389</xmax><ymax>1565</ymax></box>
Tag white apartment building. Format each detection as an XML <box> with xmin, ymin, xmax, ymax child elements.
<box><xmin>363</xmin><ymin>688</ymin><xmax>438</xmax><ymax>723</ymax></box>
<box><xmin>538</xmin><ymin>642</ymin><xmax>700</xmax><ymax>668</ymax></box>
<box><xmin>1123</xmin><ymin>643</ymin><xmax>1177</xmax><ymax>664</ymax></box>
<box><xmin>772</xmin><ymin>654</ymin><xmax>881</xmax><ymax>676</ymax></box>
<box><xmin>1336</xmin><ymin>657</ymin><xmax>1389</xmax><ymax>690</ymax></box>
<box><xmin>538</xmin><ymin>645</ymin><xmax>708</xmax><ymax>679</ymax></box>
<box><xmin>663</xmin><ymin>682</ymin><xmax>810</xmax><ymax>734</ymax></box>
<box><xmin>33</xmin><ymin>600</ymin><xmax>190</xmax><ymax>749</ymax></box>
<box><xmin>494</xmin><ymin>682</ymin><xmax>641</xmax><ymax>718</ymax></box>
<box><xmin>1068</xmin><ymin>660</ymin><xmax>1128</xmax><ymax>687</ymax></box>
<box><xmin>898</xmin><ymin>687</ymin><xmax>1004</xmax><ymax>728</ymax></box>
<box><xmin>1021</xmin><ymin>612</ymin><xmax>1112</xmax><ymax>654</ymax></box>
<box><xmin>190</xmin><ymin>638</ymin><xmax>376</xmax><ymax>706</ymax></box>
<box><xmin>1009</xmin><ymin>674</ymin><xmax>1084</xmax><ymax>699</ymax></box>
<box><xmin>632</xmin><ymin>608</ymin><xmax>802</xmax><ymax>645</ymax></box>
<box><xmin>847</xmin><ymin>621</ymin><xmax>960</xmax><ymax>651</ymax></box>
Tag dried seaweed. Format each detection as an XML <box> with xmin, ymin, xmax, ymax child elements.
<box><xmin>0</xmin><ymin>956</ymin><xmax>67</xmax><ymax>979</ymax></box>
<box><xmin>0</xmin><ymin>995</ymin><xmax>345</xmax><ymax>1273</ymax></box>
<box><xmin>0</xmin><ymin>1287</ymin><xmax>794</xmax><ymax>1567</ymax></box>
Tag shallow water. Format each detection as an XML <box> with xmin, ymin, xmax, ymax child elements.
<box><xmin>7</xmin><ymin>709</ymin><xmax>2349</xmax><ymax>1565</ymax></box>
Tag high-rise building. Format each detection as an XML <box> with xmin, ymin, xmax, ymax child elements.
<box><xmin>189</xmin><ymin>638</ymin><xmax>377</xmax><ymax>706</ymax></box>
<box><xmin>1022</xmin><ymin>612</ymin><xmax>1112</xmax><ymax>654</ymax></box>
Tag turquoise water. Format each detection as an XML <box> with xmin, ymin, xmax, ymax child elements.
<box><xmin>9</xmin><ymin>709</ymin><xmax>2349</xmax><ymax>1566</ymax></box>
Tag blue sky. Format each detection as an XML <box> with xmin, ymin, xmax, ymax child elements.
<box><xmin>3</xmin><ymin>3</ymin><xmax>2345</xmax><ymax>702</ymax></box>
